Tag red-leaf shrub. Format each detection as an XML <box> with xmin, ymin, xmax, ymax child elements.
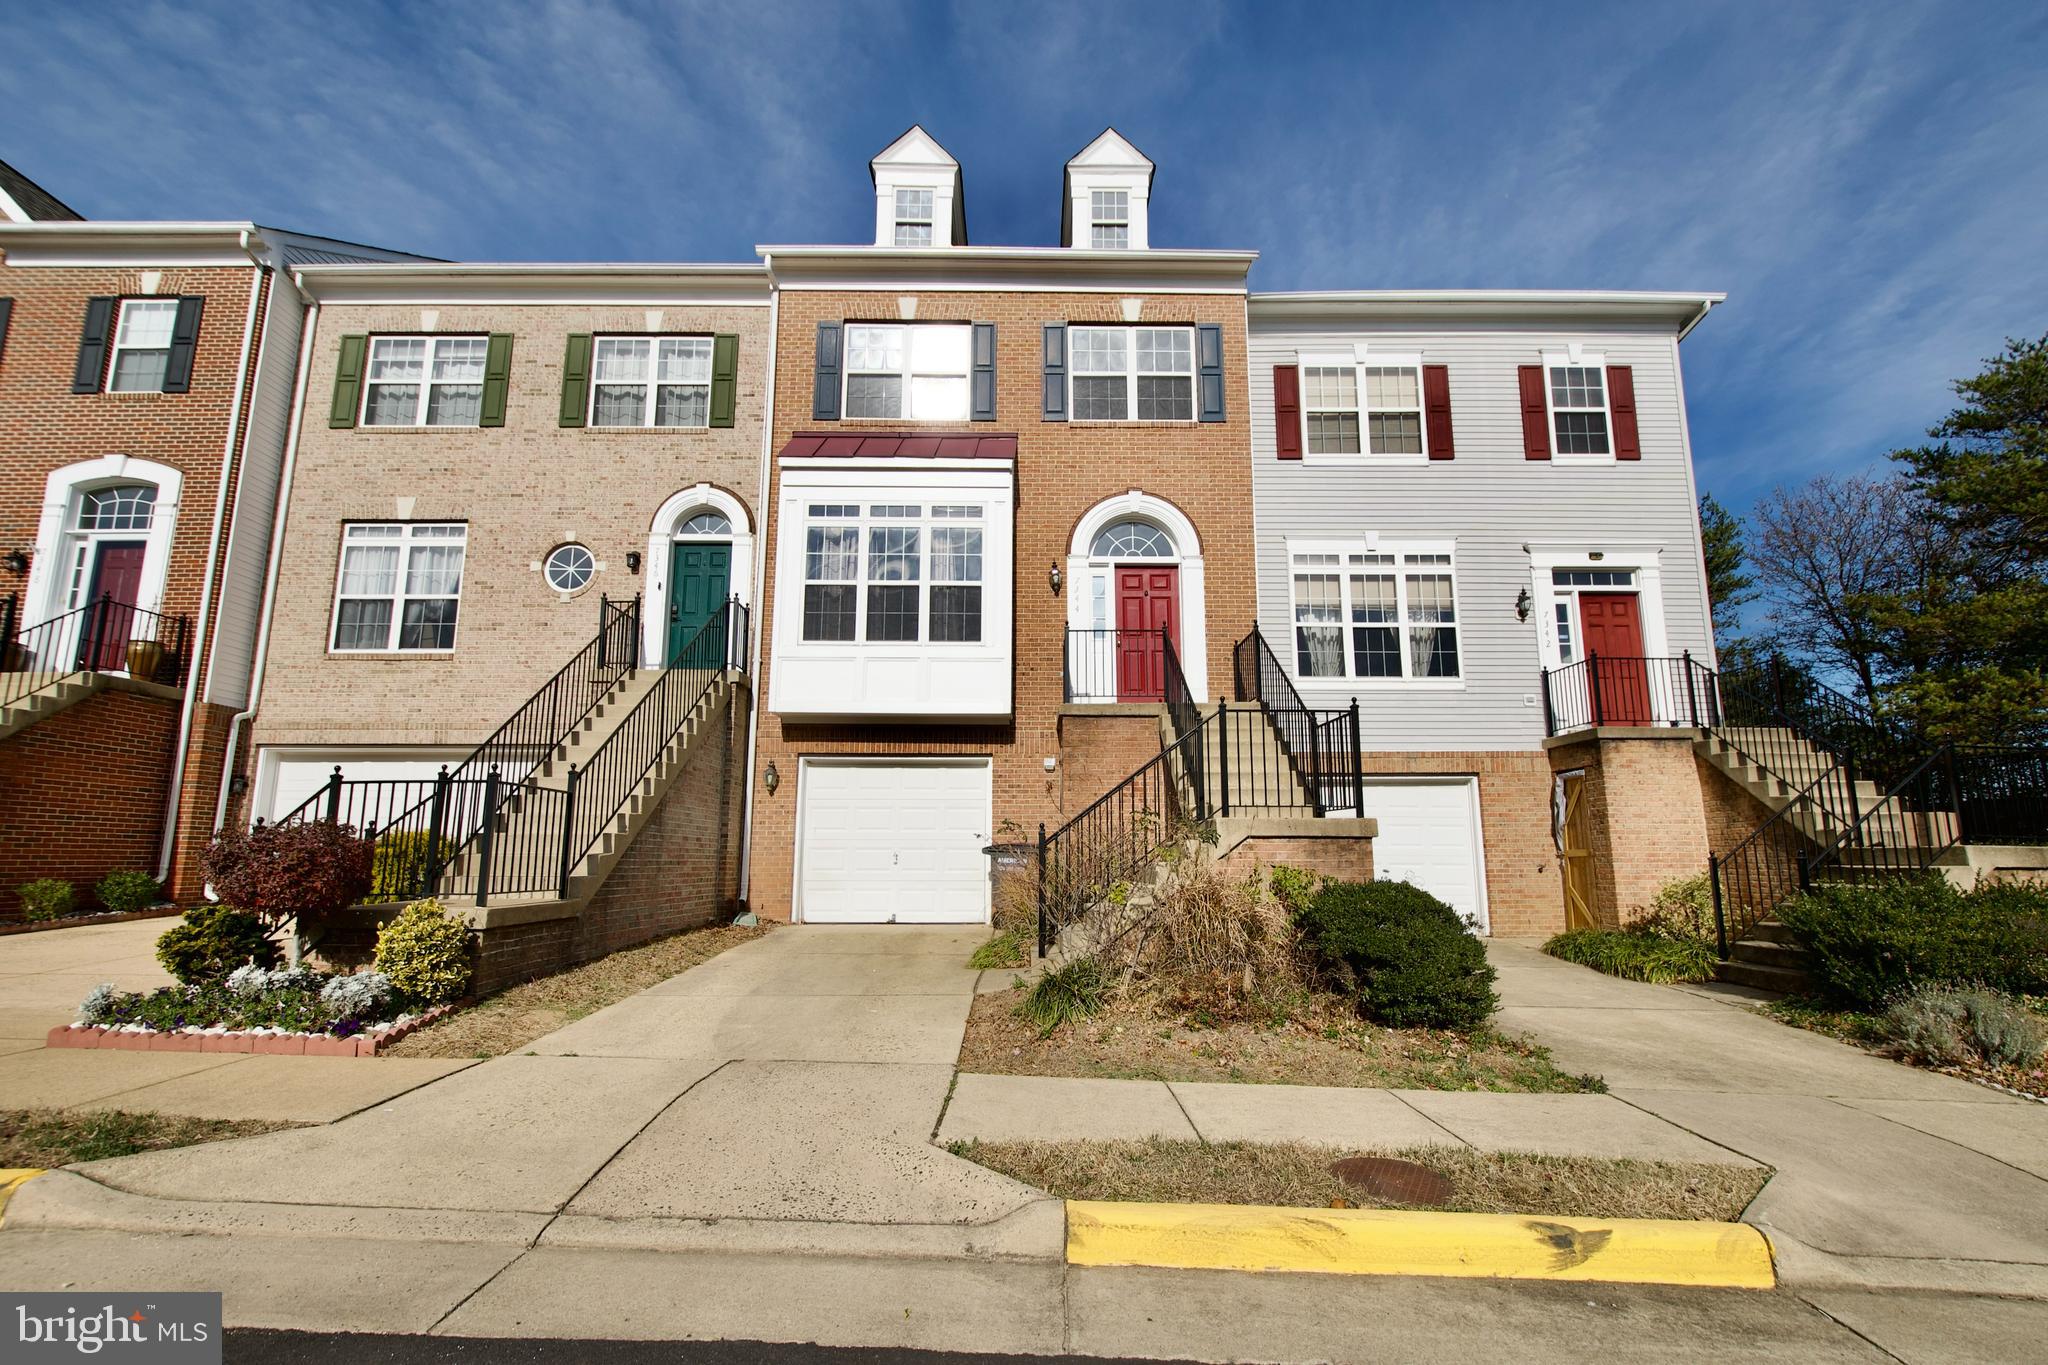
<box><xmin>202</xmin><ymin>822</ymin><xmax>375</xmax><ymax>928</ymax></box>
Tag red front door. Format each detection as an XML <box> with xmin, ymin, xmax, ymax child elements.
<box><xmin>82</xmin><ymin>542</ymin><xmax>146</xmax><ymax>671</ymax></box>
<box><xmin>1114</xmin><ymin>566</ymin><xmax>1179</xmax><ymax>701</ymax></box>
<box><xmin>1579</xmin><ymin>592</ymin><xmax>1649</xmax><ymax>725</ymax></box>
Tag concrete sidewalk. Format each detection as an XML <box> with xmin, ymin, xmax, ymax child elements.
<box><xmin>0</xmin><ymin>915</ymin><xmax>174</xmax><ymax>1040</ymax></box>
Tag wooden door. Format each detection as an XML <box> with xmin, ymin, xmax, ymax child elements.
<box><xmin>1559</xmin><ymin>773</ymin><xmax>1597</xmax><ymax>930</ymax></box>
<box><xmin>667</xmin><ymin>542</ymin><xmax>731</xmax><ymax>665</ymax></box>
<box><xmin>1114</xmin><ymin>566</ymin><xmax>1178</xmax><ymax>701</ymax></box>
<box><xmin>81</xmin><ymin>541</ymin><xmax>146</xmax><ymax>671</ymax></box>
<box><xmin>1579</xmin><ymin>592</ymin><xmax>1649</xmax><ymax>725</ymax></box>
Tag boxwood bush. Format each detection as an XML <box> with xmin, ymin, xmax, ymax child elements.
<box><xmin>1295</xmin><ymin>879</ymin><xmax>1497</xmax><ymax>1030</ymax></box>
<box><xmin>18</xmin><ymin>878</ymin><xmax>75</xmax><ymax>922</ymax></box>
<box><xmin>94</xmin><ymin>870</ymin><xmax>162</xmax><ymax>914</ymax></box>
<box><xmin>155</xmin><ymin>905</ymin><xmax>282</xmax><ymax>985</ymax></box>
<box><xmin>1777</xmin><ymin>876</ymin><xmax>2048</xmax><ymax>1008</ymax></box>
<box><xmin>373</xmin><ymin>898</ymin><xmax>474</xmax><ymax>1005</ymax></box>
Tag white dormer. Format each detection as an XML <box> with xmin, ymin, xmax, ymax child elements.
<box><xmin>870</xmin><ymin>125</ymin><xmax>967</xmax><ymax>248</ymax></box>
<box><xmin>1062</xmin><ymin>129</ymin><xmax>1154</xmax><ymax>251</ymax></box>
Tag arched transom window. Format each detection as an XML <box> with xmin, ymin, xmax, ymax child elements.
<box><xmin>677</xmin><ymin>511</ymin><xmax>732</xmax><ymax>536</ymax></box>
<box><xmin>1090</xmin><ymin>519</ymin><xmax>1174</xmax><ymax>559</ymax></box>
<box><xmin>75</xmin><ymin>484</ymin><xmax>157</xmax><ymax>532</ymax></box>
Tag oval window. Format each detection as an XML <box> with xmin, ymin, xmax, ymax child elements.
<box><xmin>544</xmin><ymin>543</ymin><xmax>595</xmax><ymax>593</ymax></box>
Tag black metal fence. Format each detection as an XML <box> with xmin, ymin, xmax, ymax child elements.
<box><xmin>1065</xmin><ymin>627</ymin><xmax>1179</xmax><ymax>702</ymax></box>
<box><xmin>1540</xmin><ymin>652</ymin><xmax>1719</xmax><ymax>735</ymax></box>
<box><xmin>1</xmin><ymin>592</ymin><xmax>192</xmax><ymax>709</ymax></box>
<box><xmin>1707</xmin><ymin>762</ymin><xmax>1844</xmax><ymax>957</ymax></box>
<box><xmin>1955</xmin><ymin>747</ymin><xmax>2048</xmax><ymax>845</ymax></box>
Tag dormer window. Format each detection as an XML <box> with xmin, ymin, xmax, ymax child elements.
<box><xmin>1089</xmin><ymin>191</ymin><xmax>1129</xmax><ymax>249</ymax></box>
<box><xmin>893</xmin><ymin>189</ymin><xmax>935</xmax><ymax>247</ymax></box>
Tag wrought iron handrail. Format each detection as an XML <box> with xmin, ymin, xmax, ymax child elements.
<box><xmin>1804</xmin><ymin>744</ymin><xmax>1966</xmax><ymax>887</ymax></box>
<box><xmin>1951</xmin><ymin>746</ymin><xmax>2048</xmax><ymax>845</ymax></box>
<box><xmin>1707</xmin><ymin>760</ymin><xmax>1843</xmax><ymax>957</ymax></box>
<box><xmin>1232</xmin><ymin>624</ymin><xmax>1354</xmax><ymax>817</ymax></box>
<box><xmin>1541</xmin><ymin>653</ymin><xmax>1718</xmax><ymax>735</ymax></box>
<box><xmin>1</xmin><ymin>592</ymin><xmax>193</xmax><ymax>710</ymax></box>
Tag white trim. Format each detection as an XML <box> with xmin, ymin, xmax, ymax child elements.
<box><xmin>840</xmin><ymin>321</ymin><xmax>973</xmax><ymax>421</ymax></box>
<box><xmin>587</xmin><ymin>335</ymin><xmax>714</xmax><ymax>429</ymax></box>
<box><xmin>1527</xmin><ymin>545</ymin><xmax>1674</xmax><ymax>719</ymax></box>
<box><xmin>1539</xmin><ymin>350</ymin><xmax>1615</xmax><ymax>465</ymax></box>
<box><xmin>791</xmin><ymin>755</ymin><xmax>993</xmax><ymax>925</ymax></box>
<box><xmin>1357</xmin><ymin>775</ymin><xmax>1491</xmax><ymax>935</ymax></box>
<box><xmin>107</xmin><ymin>298</ymin><xmax>179</xmax><ymax>393</ymax></box>
<box><xmin>1066</xmin><ymin>492</ymin><xmax>1208</xmax><ymax>702</ymax></box>
<box><xmin>360</xmin><ymin>334</ymin><xmax>488</xmax><ymax>428</ymax></box>
<box><xmin>327</xmin><ymin>522</ymin><xmax>468</xmax><ymax>654</ymax></box>
<box><xmin>1284</xmin><ymin>538</ymin><xmax>1465</xmax><ymax>692</ymax></box>
<box><xmin>644</xmin><ymin>484</ymin><xmax>755</xmax><ymax>669</ymax></box>
<box><xmin>25</xmin><ymin>456</ymin><xmax>186</xmax><ymax>629</ymax></box>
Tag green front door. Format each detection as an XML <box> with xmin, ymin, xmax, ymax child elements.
<box><xmin>667</xmin><ymin>541</ymin><xmax>731</xmax><ymax>664</ymax></box>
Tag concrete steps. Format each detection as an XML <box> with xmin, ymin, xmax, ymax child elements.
<box><xmin>1714</xmin><ymin>919</ymin><xmax>1813</xmax><ymax>995</ymax></box>
<box><xmin>0</xmin><ymin>672</ymin><xmax>99</xmax><ymax>741</ymax></box>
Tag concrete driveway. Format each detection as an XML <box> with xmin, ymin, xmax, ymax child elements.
<box><xmin>0</xmin><ymin>915</ymin><xmax>176</xmax><ymax>1041</ymax></box>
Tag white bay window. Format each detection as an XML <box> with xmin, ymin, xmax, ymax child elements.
<box><xmin>799</xmin><ymin>503</ymin><xmax>983</xmax><ymax>645</ymax></box>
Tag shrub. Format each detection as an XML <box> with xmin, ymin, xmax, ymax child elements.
<box><xmin>1268</xmin><ymin>864</ymin><xmax>1321</xmax><ymax>916</ymax></box>
<box><xmin>94</xmin><ymin>870</ymin><xmax>161</xmax><ymax>914</ymax></box>
<box><xmin>18</xmin><ymin>878</ymin><xmax>75</xmax><ymax>922</ymax></box>
<box><xmin>1296</xmin><ymin>880</ymin><xmax>1497</xmax><ymax>1030</ymax></box>
<box><xmin>202</xmin><ymin>821</ymin><xmax>375</xmax><ymax>929</ymax></box>
<box><xmin>78</xmin><ymin>983</ymin><xmax>118</xmax><ymax>1025</ymax></box>
<box><xmin>320</xmin><ymin>970</ymin><xmax>397</xmax><ymax>1023</ymax></box>
<box><xmin>370</xmin><ymin>830</ymin><xmax>457</xmax><ymax>901</ymax></box>
<box><xmin>1777</xmin><ymin>878</ymin><xmax>2048</xmax><ymax>1008</ymax></box>
<box><xmin>373</xmin><ymin>898</ymin><xmax>473</xmax><ymax>1005</ymax></box>
<box><xmin>1018</xmin><ymin>957</ymin><xmax>1110</xmax><ymax>1035</ymax></box>
<box><xmin>1122</xmin><ymin>862</ymin><xmax>1307</xmax><ymax>1020</ymax></box>
<box><xmin>1544</xmin><ymin>928</ymin><xmax>1717</xmax><ymax>984</ymax></box>
<box><xmin>1630</xmin><ymin>874</ymin><xmax>1715</xmax><ymax>946</ymax></box>
<box><xmin>1879</xmin><ymin>983</ymin><xmax>2047</xmax><ymax>1069</ymax></box>
<box><xmin>155</xmin><ymin>906</ymin><xmax>281</xmax><ymax>985</ymax></box>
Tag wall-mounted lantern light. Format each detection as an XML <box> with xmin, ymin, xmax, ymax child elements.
<box><xmin>1515</xmin><ymin>587</ymin><xmax>1533</xmax><ymax>622</ymax></box>
<box><xmin>626</xmin><ymin>551</ymin><xmax>642</xmax><ymax>574</ymax></box>
<box><xmin>1048</xmin><ymin>563</ymin><xmax>1063</xmax><ymax>595</ymax></box>
<box><xmin>763</xmin><ymin>761</ymin><xmax>780</xmax><ymax>795</ymax></box>
<box><xmin>3</xmin><ymin>550</ymin><xmax>27</xmax><ymax>575</ymax></box>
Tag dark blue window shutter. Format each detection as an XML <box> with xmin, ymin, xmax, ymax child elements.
<box><xmin>73</xmin><ymin>297</ymin><xmax>115</xmax><ymax>393</ymax></box>
<box><xmin>813</xmin><ymin>322</ymin><xmax>842</xmax><ymax>421</ymax></box>
<box><xmin>0</xmin><ymin>299</ymin><xmax>12</xmax><ymax>369</ymax></box>
<box><xmin>161</xmin><ymin>296</ymin><xmax>205</xmax><ymax>393</ymax></box>
<box><xmin>1196</xmin><ymin>323</ymin><xmax>1225</xmax><ymax>422</ymax></box>
<box><xmin>1041</xmin><ymin>323</ymin><xmax>1067</xmax><ymax>422</ymax></box>
<box><xmin>971</xmin><ymin>322</ymin><xmax>996</xmax><ymax>421</ymax></box>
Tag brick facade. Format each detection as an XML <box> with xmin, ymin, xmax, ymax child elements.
<box><xmin>1359</xmin><ymin>750</ymin><xmax>1561</xmax><ymax>938</ymax></box>
<box><xmin>0</xmin><ymin>253</ymin><xmax>271</xmax><ymax>902</ymax></box>
<box><xmin>747</xmin><ymin>286</ymin><xmax>1255</xmax><ymax>921</ymax></box>
<box><xmin>1547</xmin><ymin>732</ymin><xmax>1729</xmax><ymax>929</ymax></box>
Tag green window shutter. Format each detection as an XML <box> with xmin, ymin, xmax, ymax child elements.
<box><xmin>329</xmin><ymin>334</ymin><xmax>368</xmax><ymax>428</ymax></box>
<box><xmin>479</xmin><ymin>333</ymin><xmax>514</xmax><ymax>427</ymax></box>
<box><xmin>709</xmin><ymin>333</ymin><xmax>739</xmax><ymax>428</ymax></box>
<box><xmin>559</xmin><ymin>333</ymin><xmax>593</xmax><ymax>427</ymax></box>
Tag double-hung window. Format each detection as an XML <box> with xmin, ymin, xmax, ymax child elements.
<box><xmin>799</xmin><ymin>503</ymin><xmax>984</xmax><ymax>644</ymax></box>
<box><xmin>1290</xmin><ymin>545</ymin><xmax>1460</xmax><ymax>682</ymax></box>
<box><xmin>1299</xmin><ymin>355</ymin><xmax>1425</xmax><ymax>457</ymax></box>
<box><xmin>1548</xmin><ymin>363</ymin><xmax>1611</xmax><ymax>455</ymax></box>
<box><xmin>843</xmin><ymin>323</ymin><xmax>970</xmax><ymax>420</ymax></box>
<box><xmin>1089</xmin><ymin>190</ymin><xmax>1129</xmax><ymax>249</ymax></box>
<box><xmin>108</xmin><ymin>299</ymin><xmax>178</xmax><ymax>392</ymax></box>
<box><xmin>590</xmin><ymin>336</ymin><xmax>712</xmax><ymax>427</ymax></box>
<box><xmin>893</xmin><ymin>188</ymin><xmax>934</xmax><ymax>247</ymax></box>
<box><xmin>363</xmin><ymin>336</ymin><xmax>486</xmax><ymax>427</ymax></box>
<box><xmin>1070</xmin><ymin>326</ymin><xmax>1193</xmax><ymax>421</ymax></box>
<box><xmin>331</xmin><ymin>523</ymin><xmax>467</xmax><ymax>652</ymax></box>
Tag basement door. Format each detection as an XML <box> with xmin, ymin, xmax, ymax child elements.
<box><xmin>796</xmin><ymin>760</ymin><xmax>992</xmax><ymax>924</ymax></box>
<box><xmin>1578</xmin><ymin>592</ymin><xmax>1650</xmax><ymax>726</ymax></box>
<box><xmin>1356</xmin><ymin>778</ymin><xmax>1489</xmax><ymax>933</ymax></box>
<box><xmin>1114</xmin><ymin>566</ymin><xmax>1179</xmax><ymax>701</ymax></box>
<box><xmin>667</xmin><ymin>541</ymin><xmax>730</xmax><ymax>665</ymax></box>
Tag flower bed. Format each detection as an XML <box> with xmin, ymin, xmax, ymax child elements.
<box><xmin>51</xmin><ymin>965</ymin><xmax>463</xmax><ymax>1058</ymax></box>
<box><xmin>0</xmin><ymin>907</ymin><xmax>180</xmax><ymax>937</ymax></box>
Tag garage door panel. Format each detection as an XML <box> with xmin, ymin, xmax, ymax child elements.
<box><xmin>1357</xmin><ymin>779</ymin><xmax>1488</xmax><ymax>933</ymax></box>
<box><xmin>799</xmin><ymin>762</ymin><xmax>990</xmax><ymax>924</ymax></box>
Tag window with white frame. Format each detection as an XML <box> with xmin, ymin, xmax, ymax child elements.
<box><xmin>799</xmin><ymin>502</ymin><xmax>983</xmax><ymax>644</ymax></box>
<box><xmin>1299</xmin><ymin>356</ymin><xmax>1424</xmax><ymax>456</ymax></box>
<box><xmin>63</xmin><ymin>484</ymin><xmax>159</xmax><ymax>609</ymax></box>
<box><xmin>1089</xmin><ymin>190</ymin><xmax>1129</xmax><ymax>249</ymax></box>
<box><xmin>108</xmin><ymin>299</ymin><xmax>179</xmax><ymax>392</ymax></box>
<box><xmin>1070</xmin><ymin>326</ymin><xmax>1193</xmax><ymax>421</ymax></box>
<box><xmin>590</xmin><ymin>336</ymin><xmax>712</xmax><ymax>428</ymax></box>
<box><xmin>893</xmin><ymin>188</ymin><xmax>934</xmax><ymax>247</ymax></box>
<box><xmin>1290</xmin><ymin>546</ymin><xmax>1460</xmax><ymax>681</ymax></box>
<box><xmin>1549</xmin><ymin>568</ymin><xmax>1637</xmax><ymax>663</ymax></box>
<box><xmin>331</xmin><ymin>523</ymin><xmax>467</xmax><ymax>652</ymax></box>
<box><xmin>1548</xmin><ymin>364</ymin><xmax>1611</xmax><ymax>455</ymax></box>
<box><xmin>363</xmin><ymin>336</ymin><xmax>487</xmax><ymax>427</ymax></box>
<box><xmin>843</xmin><ymin>323</ymin><xmax>970</xmax><ymax>420</ymax></box>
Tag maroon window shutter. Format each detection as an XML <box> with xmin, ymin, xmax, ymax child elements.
<box><xmin>1607</xmin><ymin>364</ymin><xmax>1640</xmax><ymax>460</ymax></box>
<box><xmin>1274</xmin><ymin>364</ymin><xmax>1302</xmax><ymax>460</ymax></box>
<box><xmin>1422</xmin><ymin>364</ymin><xmax>1454</xmax><ymax>460</ymax></box>
<box><xmin>1518</xmin><ymin>364</ymin><xmax>1551</xmax><ymax>460</ymax></box>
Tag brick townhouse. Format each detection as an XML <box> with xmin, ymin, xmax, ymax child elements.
<box><xmin>0</xmin><ymin>158</ymin><xmax>416</xmax><ymax>911</ymax></box>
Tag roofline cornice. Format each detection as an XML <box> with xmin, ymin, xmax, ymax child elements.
<box><xmin>1250</xmin><ymin>289</ymin><xmax>1725</xmax><ymax>336</ymax></box>
<box><xmin>292</xmin><ymin>261</ymin><xmax>772</xmax><ymax>305</ymax></box>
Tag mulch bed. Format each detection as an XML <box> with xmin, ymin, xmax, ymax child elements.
<box><xmin>0</xmin><ymin>908</ymin><xmax>180</xmax><ymax>937</ymax></box>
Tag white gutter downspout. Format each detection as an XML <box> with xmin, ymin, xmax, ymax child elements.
<box><xmin>737</xmin><ymin>271</ymin><xmax>779</xmax><ymax>907</ymax></box>
<box><xmin>157</xmin><ymin>240</ymin><xmax>266</xmax><ymax>884</ymax></box>
<box><xmin>211</xmin><ymin>288</ymin><xmax>318</xmax><ymax>840</ymax></box>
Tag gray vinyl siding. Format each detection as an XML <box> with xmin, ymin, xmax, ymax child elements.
<box><xmin>204</xmin><ymin>283</ymin><xmax>305</xmax><ymax>708</ymax></box>
<box><xmin>1246</xmin><ymin>316</ymin><xmax>1711</xmax><ymax>752</ymax></box>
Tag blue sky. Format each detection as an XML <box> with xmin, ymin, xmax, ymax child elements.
<box><xmin>5</xmin><ymin>0</ymin><xmax>2045</xmax><ymax>515</ymax></box>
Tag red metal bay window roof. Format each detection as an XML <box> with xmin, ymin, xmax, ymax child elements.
<box><xmin>777</xmin><ymin>431</ymin><xmax>1018</xmax><ymax>460</ymax></box>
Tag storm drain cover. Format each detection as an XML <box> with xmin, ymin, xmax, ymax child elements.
<box><xmin>1329</xmin><ymin>1156</ymin><xmax>1453</xmax><ymax>1207</ymax></box>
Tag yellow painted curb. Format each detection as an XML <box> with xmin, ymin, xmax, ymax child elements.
<box><xmin>1066</xmin><ymin>1200</ymin><xmax>1775</xmax><ymax>1289</ymax></box>
<box><xmin>0</xmin><ymin>1169</ymin><xmax>47</xmax><ymax>1225</ymax></box>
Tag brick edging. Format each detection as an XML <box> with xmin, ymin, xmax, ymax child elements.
<box><xmin>44</xmin><ymin>1003</ymin><xmax>460</xmax><ymax>1058</ymax></box>
<box><xmin>0</xmin><ymin>908</ymin><xmax>182</xmax><ymax>937</ymax></box>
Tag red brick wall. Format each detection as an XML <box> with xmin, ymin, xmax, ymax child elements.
<box><xmin>0</xmin><ymin>686</ymin><xmax>180</xmax><ymax>917</ymax></box>
<box><xmin>1698</xmin><ymin>752</ymin><xmax>1779</xmax><ymax>860</ymax></box>
<box><xmin>749</xmin><ymin>288</ymin><xmax>1254</xmax><ymax>920</ymax></box>
<box><xmin>1057</xmin><ymin>711</ymin><xmax>1169</xmax><ymax>820</ymax></box>
<box><xmin>1217</xmin><ymin>832</ymin><xmax>1374</xmax><ymax>885</ymax></box>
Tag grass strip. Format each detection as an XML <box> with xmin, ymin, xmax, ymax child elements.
<box><xmin>0</xmin><ymin>1108</ymin><xmax>297</xmax><ymax>1168</ymax></box>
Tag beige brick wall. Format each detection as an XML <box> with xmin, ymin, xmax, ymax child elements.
<box><xmin>748</xmin><ymin>288</ymin><xmax>1255</xmax><ymax>921</ymax></box>
<box><xmin>1547</xmin><ymin>734</ymin><xmax>1717</xmax><ymax>929</ymax></box>
<box><xmin>1361</xmin><ymin>751</ymin><xmax>1561</xmax><ymax>938</ymax></box>
<box><xmin>252</xmin><ymin>301</ymin><xmax>771</xmax><ymax>749</ymax></box>
<box><xmin>1217</xmin><ymin>832</ymin><xmax>1374</xmax><ymax>886</ymax></box>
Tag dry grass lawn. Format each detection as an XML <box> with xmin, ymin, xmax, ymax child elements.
<box><xmin>386</xmin><ymin>922</ymin><xmax>772</xmax><ymax>1059</ymax></box>
<box><xmin>953</xmin><ymin>1137</ymin><xmax>1768</xmax><ymax>1221</ymax></box>
<box><xmin>1</xmin><ymin>1108</ymin><xmax>297</xmax><ymax>1169</ymax></box>
<box><xmin>960</xmin><ymin>985</ymin><xmax>1601</xmax><ymax>1092</ymax></box>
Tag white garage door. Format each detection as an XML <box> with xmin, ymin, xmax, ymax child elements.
<box><xmin>798</xmin><ymin>761</ymin><xmax>992</xmax><ymax>924</ymax></box>
<box><xmin>1358</xmin><ymin>778</ymin><xmax>1489</xmax><ymax>933</ymax></box>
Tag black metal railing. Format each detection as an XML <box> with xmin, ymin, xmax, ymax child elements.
<box><xmin>1230</xmin><ymin>624</ymin><xmax>1364</xmax><ymax>818</ymax></box>
<box><xmin>1804</xmin><ymin>744</ymin><xmax>1966</xmax><ymax>889</ymax></box>
<box><xmin>1540</xmin><ymin>652</ymin><xmax>1720</xmax><ymax>736</ymax></box>
<box><xmin>1065</xmin><ymin>627</ymin><xmax>1179</xmax><ymax>703</ymax></box>
<box><xmin>1708</xmin><ymin>762</ymin><xmax>1842</xmax><ymax>957</ymax></box>
<box><xmin>1954</xmin><ymin>747</ymin><xmax>2048</xmax><ymax>845</ymax></box>
<box><xmin>1</xmin><ymin>592</ymin><xmax>192</xmax><ymax>710</ymax></box>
